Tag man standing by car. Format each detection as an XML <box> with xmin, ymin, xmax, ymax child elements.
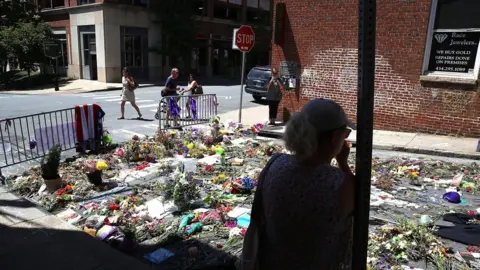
<box><xmin>266</xmin><ymin>68</ymin><xmax>285</xmax><ymax>125</ymax></box>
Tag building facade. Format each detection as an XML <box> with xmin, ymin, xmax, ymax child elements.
<box><xmin>271</xmin><ymin>0</ymin><xmax>480</xmax><ymax>137</ymax></box>
<box><xmin>38</xmin><ymin>0</ymin><xmax>271</xmax><ymax>82</ymax></box>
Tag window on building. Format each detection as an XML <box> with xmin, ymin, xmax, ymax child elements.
<box><xmin>214</xmin><ymin>1</ymin><xmax>241</xmax><ymax>21</ymax></box>
<box><xmin>55</xmin><ymin>34</ymin><xmax>68</xmax><ymax>67</ymax></box>
<box><xmin>52</xmin><ymin>0</ymin><xmax>64</xmax><ymax>8</ymax></box>
<box><xmin>124</xmin><ymin>35</ymin><xmax>143</xmax><ymax>67</ymax></box>
<box><xmin>246</xmin><ymin>8</ymin><xmax>269</xmax><ymax>25</ymax></box>
<box><xmin>192</xmin><ymin>0</ymin><xmax>207</xmax><ymax>16</ymax></box>
<box><xmin>259</xmin><ymin>0</ymin><xmax>270</xmax><ymax>11</ymax></box>
<box><xmin>47</xmin><ymin>33</ymin><xmax>68</xmax><ymax>69</ymax></box>
<box><xmin>118</xmin><ymin>0</ymin><xmax>149</xmax><ymax>7</ymax></box>
<box><xmin>423</xmin><ymin>0</ymin><xmax>480</xmax><ymax>77</ymax></box>
<box><xmin>78</xmin><ymin>0</ymin><xmax>96</xmax><ymax>5</ymax></box>
<box><xmin>247</xmin><ymin>0</ymin><xmax>258</xmax><ymax>8</ymax></box>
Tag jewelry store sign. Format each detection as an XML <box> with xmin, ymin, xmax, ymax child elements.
<box><xmin>428</xmin><ymin>31</ymin><xmax>480</xmax><ymax>73</ymax></box>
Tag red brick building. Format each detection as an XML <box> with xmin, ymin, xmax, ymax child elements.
<box><xmin>271</xmin><ymin>0</ymin><xmax>480</xmax><ymax>137</ymax></box>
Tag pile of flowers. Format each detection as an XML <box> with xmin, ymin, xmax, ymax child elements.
<box><xmin>119</xmin><ymin>136</ymin><xmax>167</xmax><ymax>163</ymax></box>
<box><xmin>368</xmin><ymin>219</ymin><xmax>453</xmax><ymax>269</ymax></box>
<box><xmin>156</xmin><ymin>163</ymin><xmax>200</xmax><ymax>211</ymax></box>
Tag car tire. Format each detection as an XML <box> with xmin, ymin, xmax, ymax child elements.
<box><xmin>253</xmin><ymin>95</ymin><xmax>262</xmax><ymax>101</ymax></box>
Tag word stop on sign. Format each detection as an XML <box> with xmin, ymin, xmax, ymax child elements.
<box><xmin>236</xmin><ymin>34</ymin><xmax>254</xmax><ymax>44</ymax></box>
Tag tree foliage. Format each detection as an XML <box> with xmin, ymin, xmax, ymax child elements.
<box><xmin>152</xmin><ymin>0</ymin><xmax>197</xmax><ymax>70</ymax></box>
<box><xmin>0</xmin><ymin>0</ymin><xmax>51</xmax><ymax>77</ymax></box>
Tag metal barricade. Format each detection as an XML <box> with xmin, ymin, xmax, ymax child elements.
<box><xmin>0</xmin><ymin>107</ymin><xmax>103</xmax><ymax>179</ymax></box>
<box><xmin>157</xmin><ymin>94</ymin><xmax>218</xmax><ymax>130</ymax></box>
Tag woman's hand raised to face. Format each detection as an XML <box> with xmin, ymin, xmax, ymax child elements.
<box><xmin>335</xmin><ymin>141</ymin><xmax>351</xmax><ymax>167</ymax></box>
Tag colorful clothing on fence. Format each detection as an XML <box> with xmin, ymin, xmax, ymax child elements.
<box><xmin>75</xmin><ymin>104</ymin><xmax>105</xmax><ymax>152</ymax></box>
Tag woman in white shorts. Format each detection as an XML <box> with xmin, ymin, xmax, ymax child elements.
<box><xmin>118</xmin><ymin>67</ymin><xmax>142</xmax><ymax>120</ymax></box>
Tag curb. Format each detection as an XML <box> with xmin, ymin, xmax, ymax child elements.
<box><xmin>0</xmin><ymin>84</ymin><xmax>159</xmax><ymax>96</ymax></box>
<box><xmin>258</xmin><ymin>130</ymin><xmax>480</xmax><ymax>160</ymax></box>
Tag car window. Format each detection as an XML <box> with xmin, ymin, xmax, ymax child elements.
<box><xmin>248</xmin><ymin>68</ymin><xmax>271</xmax><ymax>79</ymax></box>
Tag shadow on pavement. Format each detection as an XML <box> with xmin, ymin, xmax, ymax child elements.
<box><xmin>125</xmin><ymin>118</ymin><xmax>155</xmax><ymax>122</ymax></box>
<box><xmin>0</xmin><ymin>195</ymin><xmax>238</xmax><ymax>270</ymax></box>
<box><xmin>250</xmin><ymin>99</ymin><xmax>268</xmax><ymax>106</ymax></box>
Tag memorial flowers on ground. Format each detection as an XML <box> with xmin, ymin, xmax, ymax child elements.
<box><xmin>2</xmin><ymin>120</ymin><xmax>479</xmax><ymax>269</ymax></box>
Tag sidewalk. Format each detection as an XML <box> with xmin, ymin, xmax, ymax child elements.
<box><xmin>0</xmin><ymin>79</ymin><xmax>155</xmax><ymax>95</ymax></box>
<box><xmin>0</xmin><ymin>76</ymin><xmax>240</xmax><ymax>95</ymax></box>
<box><xmin>219</xmin><ymin>106</ymin><xmax>480</xmax><ymax>159</ymax></box>
<box><xmin>0</xmin><ymin>186</ymin><xmax>150</xmax><ymax>270</ymax></box>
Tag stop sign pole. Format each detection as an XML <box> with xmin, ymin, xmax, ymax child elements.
<box><xmin>235</xmin><ymin>25</ymin><xmax>255</xmax><ymax>123</ymax></box>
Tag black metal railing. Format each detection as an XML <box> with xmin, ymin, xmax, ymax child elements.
<box><xmin>0</xmin><ymin>107</ymin><xmax>103</xmax><ymax>178</ymax></box>
<box><xmin>156</xmin><ymin>94</ymin><xmax>218</xmax><ymax>130</ymax></box>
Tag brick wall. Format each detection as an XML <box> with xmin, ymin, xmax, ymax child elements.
<box><xmin>272</xmin><ymin>0</ymin><xmax>480</xmax><ymax>137</ymax></box>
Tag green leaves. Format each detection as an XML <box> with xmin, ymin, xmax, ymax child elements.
<box><xmin>0</xmin><ymin>0</ymin><xmax>52</xmax><ymax>77</ymax></box>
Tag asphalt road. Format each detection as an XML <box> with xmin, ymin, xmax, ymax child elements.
<box><xmin>0</xmin><ymin>85</ymin><xmax>267</xmax><ymax>175</ymax></box>
<box><xmin>0</xmin><ymin>84</ymin><xmax>266</xmax><ymax>141</ymax></box>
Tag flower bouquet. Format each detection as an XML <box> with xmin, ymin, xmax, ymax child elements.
<box><xmin>84</xmin><ymin>160</ymin><xmax>109</xmax><ymax>186</ymax></box>
<box><xmin>250</xmin><ymin>123</ymin><xmax>265</xmax><ymax>138</ymax></box>
<box><xmin>157</xmin><ymin>163</ymin><xmax>200</xmax><ymax>211</ymax></box>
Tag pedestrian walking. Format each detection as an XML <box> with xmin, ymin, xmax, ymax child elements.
<box><xmin>265</xmin><ymin>68</ymin><xmax>285</xmax><ymax>125</ymax></box>
<box><xmin>118</xmin><ymin>67</ymin><xmax>142</xmax><ymax>120</ymax></box>
<box><xmin>162</xmin><ymin>68</ymin><xmax>181</xmax><ymax>128</ymax></box>
<box><xmin>240</xmin><ymin>98</ymin><xmax>356</xmax><ymax>270</ymax></box>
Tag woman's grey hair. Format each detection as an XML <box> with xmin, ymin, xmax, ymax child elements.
<box><xmin>283</xmin><ymin>112</ymin><xmax>319</xmax><ymax>161</ymax></box>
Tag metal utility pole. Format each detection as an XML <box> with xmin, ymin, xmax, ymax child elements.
<box><xmin>352</xmin><ymin>0</ymin><xmax>376</xmax><ymax>268</ymax></box>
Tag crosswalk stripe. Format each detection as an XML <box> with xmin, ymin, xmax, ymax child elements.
<box><xmin>104</xmin><ymin>98</ymin><xmax>123</xmax><ymax>102</ymax></box>
<box><xmin>138</xmin><ymin>104</ymin><xmax>159</xmax><ymax>108</ymax></box>
<box><xmin>141</xmin><ymin>123</ymin><xmax>159</xmax><ymax>129</ymax></box>
<box><xmin>117</xmin><ymin>100</ymin><xmax>154</xmax><ymax>104</ymax></box>
<box><xmin>92</xmin><ymin>95</ymin><xmax>121</xmax><ymax>99</ymax></box>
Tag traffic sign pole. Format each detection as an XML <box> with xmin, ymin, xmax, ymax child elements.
<box><xmin>238</xmin><ymin>52</ymin><xmax>246</xmax><ymax>123</ymax></box>
<box><xmin>234</xmin><ymin>25</ymin><xmax>255</xmax><ymax>124</ymax></box>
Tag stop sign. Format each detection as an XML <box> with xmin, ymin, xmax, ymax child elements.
<box><xmin>235</xmin><ymin>25</ymin><xmax>255</xmax><ymax>53</ymax></box>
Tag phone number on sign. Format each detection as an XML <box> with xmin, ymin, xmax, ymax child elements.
<box><xmin>435</xmin><ymin>66</ymin><xmax>466</xmax><ymax>72</ymax></box>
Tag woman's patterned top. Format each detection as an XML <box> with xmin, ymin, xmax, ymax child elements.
<box><xmin>259</xmin><ymin>154</ymin><xmax>353</xmax><ymax>270</ymax></box>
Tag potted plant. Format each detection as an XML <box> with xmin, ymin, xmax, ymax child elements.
<box><xmin>41</xmin><ymin>144</ymin><xmax>62</xmax><ymax>192</ymax></box>
<box><xmin>119</xmin><ymin>223</ymin><xmax>137</xmax><ymax>252</ymax></box>
<box><xmin>84</xmin><ymin>160</ymin><xmax>109</xmax><ymax>186</ymax></box>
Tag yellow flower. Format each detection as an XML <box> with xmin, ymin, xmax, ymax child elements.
<box><xmin>220</xmin><ymin>129</ymin><xmax>228</xmax><ymax>135</ymax></box>
<box><xmin>96</xmin><ymin>160</ymin><xmax>109</xmax><ymax>171</ymax></box>
<box><xmin>187</xmin><ymin>143</ymin><xmax>195</xmax><ymax>150</ymax></box>
<box><xmin>219</xmin><ymin>174</ymin><xmax>226</xmax><ymax>179</ymax></box>
<box><xmin>212</xmin><ymin>177</ymin><xmax>218</xmax><ymax>183</ymax></box>
<box><xmin>170</xmin><ymin>130</ymin><xmax>176</xmax><ymax>135</ymax></box>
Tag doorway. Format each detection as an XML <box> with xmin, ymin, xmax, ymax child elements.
<box><xmin>81</xmin><ymin>33</ymin><xmax>97</xmax><ymax>80</ymax></box>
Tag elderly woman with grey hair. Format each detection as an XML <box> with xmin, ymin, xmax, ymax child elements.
<box><xmin>244</xmin><ymin>98</ymin><xmax>356</xmax><ymax>270</ymax></box>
